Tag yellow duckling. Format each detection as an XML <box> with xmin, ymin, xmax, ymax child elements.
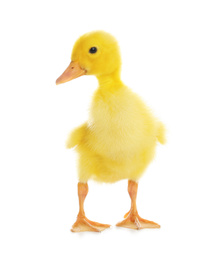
<box><xmin>56</xmin><ymin>31</ymin><xmax>166</xmax><ymax>232</ymax></box>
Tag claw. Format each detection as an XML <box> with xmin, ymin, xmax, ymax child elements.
<box><xmin>123</xmin><ymin>210</ymin><xmax>130</xmax><ymax>218</ymax></box>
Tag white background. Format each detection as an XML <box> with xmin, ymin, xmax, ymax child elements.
<box><xmin>0</xmin><ymin>0</ymin><xmax>218</xmax><ymax>259</ymax></box>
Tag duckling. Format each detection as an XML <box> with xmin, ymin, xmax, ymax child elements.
<box><xmin>56</xmin><ymin>31</ymin><xmax>166</xmax><ymax>232</ymax></box>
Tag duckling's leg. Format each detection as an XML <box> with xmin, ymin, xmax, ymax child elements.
<box><xmin>71</xmin><ymin>182</ymin><xmax>110</xmax><ymax>232</ymax></box>
<box><xmin>116</xmin><ymin>180</ymin><xmax>160</xmax><ymax>230</ymax></box>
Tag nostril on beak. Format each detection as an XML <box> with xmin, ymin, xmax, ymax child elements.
<box><xmin>71</xmin><ymin>67</ymin><xmax>74</xmax><ymax>69</ymax></box>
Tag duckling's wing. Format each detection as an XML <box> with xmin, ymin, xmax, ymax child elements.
<box><xmin>66</xmin><ymin>123</ymin><xmax>87</xmax><ymax>149</ymax></box>
<box><xmin>156</xmin><ymin>122</ymin><xmax>166</xmax><ymax>145</ymax></box>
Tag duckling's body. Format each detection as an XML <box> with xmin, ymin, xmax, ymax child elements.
<box><xmin>56</xmin><ymin>31</ymin><xmax>166</xmax><ymax>232</ymax></box>
<box><xmin>71</xmin><ymin>80</ymin><xmax>165</xmax><ymax>183</ymax></box>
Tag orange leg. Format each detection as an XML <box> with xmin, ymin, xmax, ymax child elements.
<box><xmin>116</xmin><ymin>180</ymin><xmax>160</xmax><ymax>230</ymax></box>
<box><xmin>71</xmin><ymin>182</ymin><xmax>110</xmax><ymax>232</ymax></box>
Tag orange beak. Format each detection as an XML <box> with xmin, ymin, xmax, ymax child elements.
<box><xmin>56</xmin><ymin>61</ymin><xmax>86</xmax><ymax>85</ymax></box>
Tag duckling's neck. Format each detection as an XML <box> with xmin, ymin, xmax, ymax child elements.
<box><xmin>96</xmin><ymin>70</ymin><xmax>123</xmax><ymax>91</ymax></box>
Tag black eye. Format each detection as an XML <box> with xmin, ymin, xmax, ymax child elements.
<box><xmin>89</xmin><ymin>47</ymin><xmax>97</xmax><ymax>54</ymax></box>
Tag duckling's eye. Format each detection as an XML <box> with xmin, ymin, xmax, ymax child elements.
<box><xmin>89</xmin><ymin>47</ymin><xmax>97</xmax><ymax>54</ymax></box>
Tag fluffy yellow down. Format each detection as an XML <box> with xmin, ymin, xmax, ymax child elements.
<box><xmin>66</xmin><ymin>31</ymin><xmax>166</xmax><ymax>183</ymax></box>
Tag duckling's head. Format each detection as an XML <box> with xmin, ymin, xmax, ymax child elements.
<box><xmin>56</xmin><ymin>31</ymin><xmax>121</xmax><ymax>85</ymax></box>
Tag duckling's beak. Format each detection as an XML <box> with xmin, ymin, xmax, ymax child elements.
<box><xmin>56</xmin><ymin>61</ymin><xmax>86</xmax><ymax>85</ymax></box>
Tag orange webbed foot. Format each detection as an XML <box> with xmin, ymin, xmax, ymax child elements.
<box><xmin>116</xmin><ymin>211</ymin><xmax>160</xmax><ymax>230</ymax></box>
<box><xmin>71</xmin><ymin>216</ymin><xmax>111</xmax><ymax>232</ymax></box>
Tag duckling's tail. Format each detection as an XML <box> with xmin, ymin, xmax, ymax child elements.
<box><xmin>66</xmin><ymin>123</ymin><xmax>87</xmax><ymax>149</ymax></box>
<box><xmin>157</xmin><ymin>122</ymin><xmax>166</xmax><ymax>145</ymax></box>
